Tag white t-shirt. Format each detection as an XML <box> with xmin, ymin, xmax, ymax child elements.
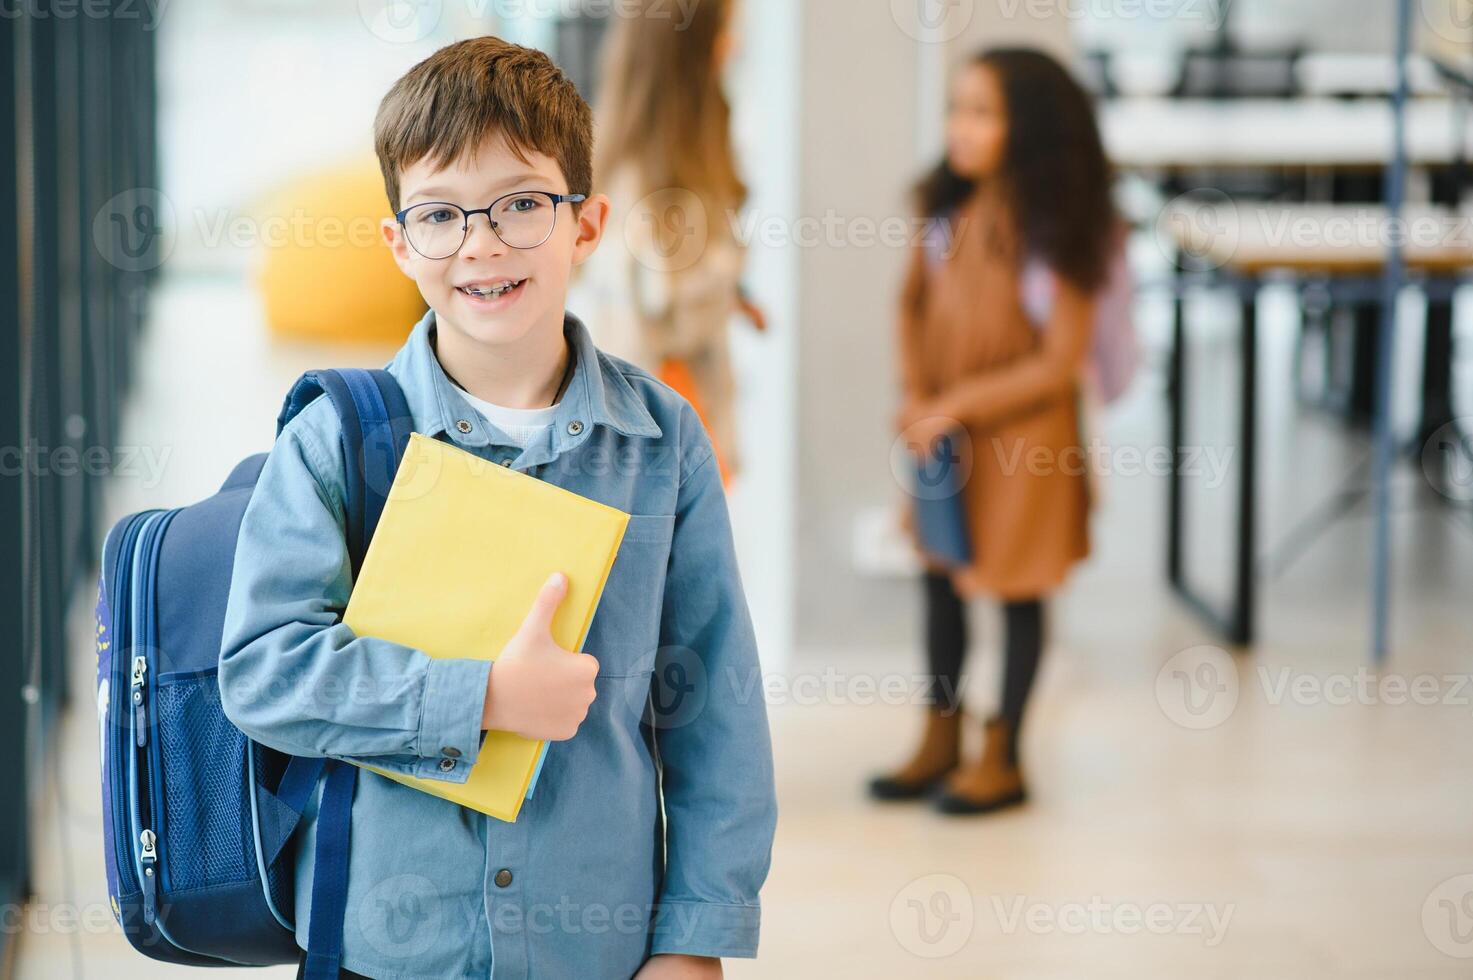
<box><xmin>454</xmin><ymin>386</ymin><xmax>559</xmax><ymax>450</ymax></box>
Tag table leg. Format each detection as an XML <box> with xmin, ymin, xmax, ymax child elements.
<box><xmin>1166</xmin><ymin>283</ymin><xmax>1258</xmax><ymax>647</ymax></box>
<box><xmin>1232</xmin><ymin>293</ymin><xmax>1259</xmax><ymax>647</ymax></box>
<box><xmin>1418</xmin><ymin>298</ymin><xmax>1455</xmax><ymax>448</ymax></box>
<box><xmin>1167</xmin><ymin>288</ymin><xmax>1185</xmax><ymax>586</ymax></box>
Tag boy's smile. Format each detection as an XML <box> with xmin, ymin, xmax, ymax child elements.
<box><xmin>454</xmin><ymin>274</ymin><xmax>528</xmax><ymax>309</ymax></box>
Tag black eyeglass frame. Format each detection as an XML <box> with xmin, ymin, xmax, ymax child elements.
<box><xmin>394</xmin><ymin>190</ymin><xmax>588</xmax><ymax>257</ymax></box>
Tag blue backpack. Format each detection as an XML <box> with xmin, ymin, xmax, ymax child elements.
<box><xmin>96</xmin><ymin>368</ymin><xmax>413</xmax><ymax>978</ymax></box>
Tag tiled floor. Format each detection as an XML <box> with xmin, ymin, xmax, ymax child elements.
<box><xmin>15</xmin><ymin>277</ymin><xmax>1473</xmax><ymax>979</ymax></box>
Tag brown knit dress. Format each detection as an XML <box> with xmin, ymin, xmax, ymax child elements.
<box><xmin>897</xmin><ymin>186</ymin><xmax>1092</xmax><ymax>601</ymax></box>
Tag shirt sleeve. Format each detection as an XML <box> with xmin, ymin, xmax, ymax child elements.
<box><xmin>647</xmin><ymin>410</ymin><xmax>778</xmax><ymax>959</ymax></box>
<box><xmin>217</xmin><ymin>403</ymin><xmax>492</xmax><ymax>785</ymax></box>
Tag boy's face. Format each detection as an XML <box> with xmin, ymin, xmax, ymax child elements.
<box><xmin>381</xmin><ymin>133</ymin><xmax>609</xmax><ymax>351</ymax></box>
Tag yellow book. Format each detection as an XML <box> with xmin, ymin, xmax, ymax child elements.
<box><xmin>341</xmin><ymin>432</ymin><xmax>630</xmax><ymax>822</ymax></box>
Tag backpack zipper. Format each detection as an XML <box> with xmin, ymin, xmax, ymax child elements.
<box><xmin>132</xmin><ymin>651</ymin><xmax>157</xmax><ymax>924</ymax></box>
<box><xmin>131</xmin><ymin>655</ymin><xmax>147</xmax><ymax>747</ymax></box>
<box><xmin>109</xmin><ymin>512</ymin><xmax>148</xmax><ymax>908</ymax></box>
<box><xmin>139</xmin><ymin>828</ymin><xmax>157</xmax><ymax>922</ymax></box>
<box><xmin>129</xmin><ymin>510</ymin><xmax>169</xmax><ymax>925</ymax></box>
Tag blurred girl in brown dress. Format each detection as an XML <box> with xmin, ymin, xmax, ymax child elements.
<box><xmin>869</xmin><ymin>49</ymin><xmax>1116</xmax><ymax>815</ymax></box>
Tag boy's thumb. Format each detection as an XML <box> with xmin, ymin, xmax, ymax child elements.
<box><xmin>522</xmin><ymin>571</ymin><xmax>568</xmax><ymax>635</ymax></box>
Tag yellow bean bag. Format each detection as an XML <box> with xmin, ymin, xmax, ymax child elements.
<box><xmin>255</xmin><ymin>160</ymin><xmax>425</xmax><ymax>343</ymax></box>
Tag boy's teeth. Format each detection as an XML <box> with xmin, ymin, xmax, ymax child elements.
<box><xmin>464</xmin><ymin>280</ymin><xmax>519</xmax><ymax>297</ymax></box>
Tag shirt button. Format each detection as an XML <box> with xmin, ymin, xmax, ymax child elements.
<box><xmin>441</xmin><ymin>746</ymin><xmax>462</xmax><ymax>759</ymax></box>
<box><xmin>566</xmin><ymin>420</ymin><xmax>584</xmax><ymax>436</ymax></box>
<box><xmin>438</xmin><ymin>757</ymin><xmax>456</xmax><ymax>772</ymax></box>
<box><xmin>455</xmin><ymin>419</ymin><xmax>473</xmax><ymax>434</ymax></box>
<box><xmin>494</xmin><ymin>868</ymin><xmax>513</xmax><ymax>888</ymax></box>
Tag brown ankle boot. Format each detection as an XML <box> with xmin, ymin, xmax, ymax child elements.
<box><xmin>933</xmin><ymin>717</ymin><xmax>1027</xmax><ymax>815</ymax></box>
<box><xmin>868</xmin><ymin>706</ymin><xmax>963</xmax><ymax>801</ymax></box>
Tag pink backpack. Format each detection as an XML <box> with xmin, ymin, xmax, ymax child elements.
<box><xmin>1018</xmin><ymin>224</ymin><xmax>1139</xmax><ymax>405</ymax></box>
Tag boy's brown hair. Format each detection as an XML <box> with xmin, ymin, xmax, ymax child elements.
<box><xmin>373</xmin><ymin>36</ymin><xmax>592</xmax><ymax>214</ymax></box>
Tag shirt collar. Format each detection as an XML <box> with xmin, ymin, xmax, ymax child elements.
<box><xmin>390</xmin><ymin>308</ymin><xmax>662</xmax><ymax>459</ymax></box>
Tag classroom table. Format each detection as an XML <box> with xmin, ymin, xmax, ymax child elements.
<box><xmin>1295</xmin><ymin>53</ymin><xmax>1449</xmax><ymax>98</ymax></box>
<box><xmin>1111</xmin><ymin>93</ymin><xmax>1468</xmax><ymax>454</ymax></box>
<box><xmin>1103</xmin><ymin>97</ymin><xmax>1473</xmax><ymax>170</ymax></box>
<box><xmin>1162</xmin><ymin>202</ymin><xmax>1472</xmax><ymax>646</ymax></box>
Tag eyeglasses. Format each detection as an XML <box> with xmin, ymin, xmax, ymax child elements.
<box><xmin>394</xmin><ymin>190</ymin><xmax>587</xmax><ymax>259</ymax></box>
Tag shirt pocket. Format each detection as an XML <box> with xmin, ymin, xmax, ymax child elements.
<box><xmin>587</xmin><ymin>514</ymin><xmax>676</xmax><ymax>678</ymax></box>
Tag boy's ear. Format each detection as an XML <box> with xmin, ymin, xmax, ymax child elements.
<box><xmin>570</xmin><ymin>193</ymin><xmax>612</xmax><ymax>267</ymax></box>
<box><xmin>381</xmin><ymin>217</ymin><xmax>417</xmax><ymax>277</ymax></box>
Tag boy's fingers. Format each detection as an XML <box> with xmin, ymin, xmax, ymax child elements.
<box><xmin>520</xmin><ymin>572</ymin><xmax>568</xmax><ymax>635</ymax></box>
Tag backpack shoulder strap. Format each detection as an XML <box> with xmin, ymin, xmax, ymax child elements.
<box><xmin>273</xmin><ymin>367</ymin><xmax>413</xmax><ymax>980</ymax></box>
<box><xmin>276</xmin><ymin>368</ymin><xmax>413</xmax><ymax>577</ymax></box>
<box><xmin>303</xmin><ymin>760</ymin><xmax>358</xmax><ymax>980</ymax></box>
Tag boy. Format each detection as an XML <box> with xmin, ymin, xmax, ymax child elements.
<box><xmin>218</xmin><ymin>36</ymin><xmax>776</xmax><ymax>980</ymax></box>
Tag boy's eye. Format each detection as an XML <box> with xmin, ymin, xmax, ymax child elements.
<box><xmin>503</xmin><ymin>195</ymin><xmax>544</xmax><ymax>214</ymax></box>
<box><xmin>405</xmin><ymin>205</ymin><xmax>462</xmax><ymax>226</ymax></box>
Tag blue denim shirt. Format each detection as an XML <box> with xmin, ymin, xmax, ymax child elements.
<box><xmin>218</xmin><ymin>309</ymin><xmax>777</xmax><ymax>979</ymax></box>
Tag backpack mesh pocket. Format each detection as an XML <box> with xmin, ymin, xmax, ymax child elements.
<box><xmin>155</xmin><ymin>673</ymin><xmax>254</xmax><ymax>892</ymax></box>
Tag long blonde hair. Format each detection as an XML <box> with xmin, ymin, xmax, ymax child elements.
<box><xmin>594</xmin><ymin>0</ymin><xmax>747</xmax><ymax>213</ymax></box>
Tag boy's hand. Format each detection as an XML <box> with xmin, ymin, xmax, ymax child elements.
<box><xmin>479</xmin><ymin>572</ymin><xmax>599</xmax><ymax>741</ymax></box>
<box><xmin>633</xmin><ymin>954</ymin><xmax>722</xmax><ymax>979</ymax></box>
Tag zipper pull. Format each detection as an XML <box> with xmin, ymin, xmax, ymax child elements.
<box><xmin>139</xmin><ymin>829</ymin><xmax>158</xmax><ymax>924</ymax></box>
<box><xmin>132</xmin><ymin>656</ymin><xmax>147</xmax><ymax>748</ymax></box>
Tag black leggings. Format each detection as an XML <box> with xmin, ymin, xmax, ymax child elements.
<box><xmin>923</xmin><ymin>571</ymin><xmax>1044</xmax><ymax>741</ymax></box>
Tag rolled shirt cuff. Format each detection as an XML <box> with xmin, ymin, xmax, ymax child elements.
<box><xmin>650</xmin><ymin>900</ymin><xmax>761</xmax><ymax>959</ymax></box>
<box><xmin>416</xmin><ymin>657</ymin><xmax>493</xmax><ymax>780</ymax></box>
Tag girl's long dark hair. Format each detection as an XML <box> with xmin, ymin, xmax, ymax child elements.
<box><xmin>916</xmin><ymin>48</ymin><xmax>1115</xmax><ymax>292</ymax></box>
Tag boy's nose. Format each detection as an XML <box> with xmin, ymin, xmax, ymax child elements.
<box><xmin>460</xmin><ymin>212</ymin><xmax>507</xmax><ymax>259</ymax></box>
